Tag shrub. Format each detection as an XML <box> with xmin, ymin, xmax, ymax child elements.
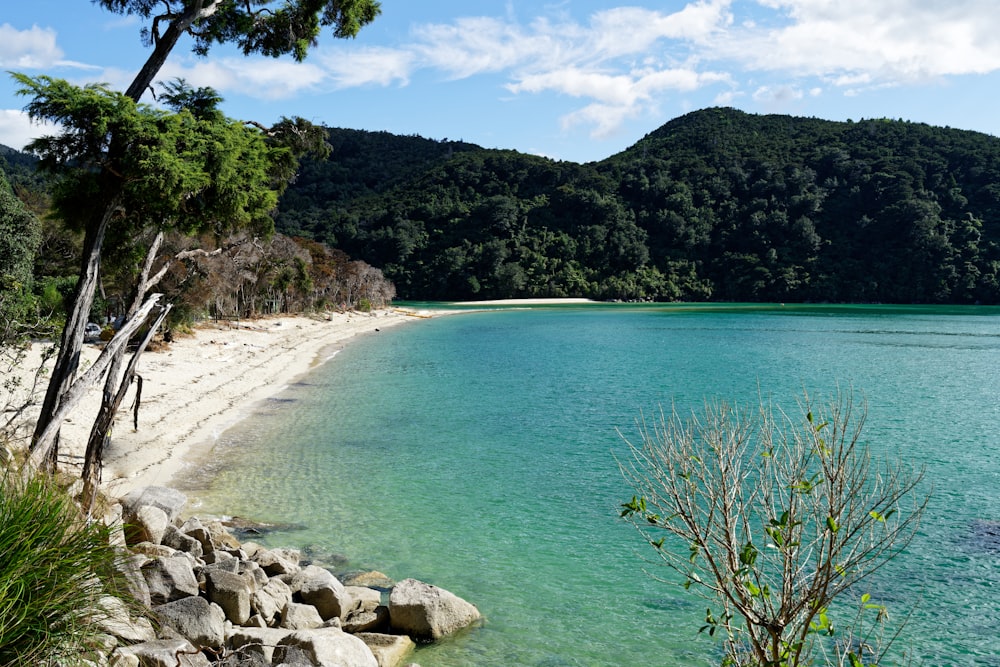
<box><xmin>619</xmin><ymin>393</ymin><xmax>927</xmax><ymax>666</ymax></box>
<box><xmin>0</xmin><ymin>467</ymin><xmax>124</xmax><ymax>666</ymax></box>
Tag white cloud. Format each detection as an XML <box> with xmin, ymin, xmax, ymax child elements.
<box><xmin>724</xmin><ymin>0</ymin><xmax>1000</xmax><ymax>83</ymax></box>
<box><xmin>0</xmin><ymin>109</ymin><xmax>54</xmax><ymax>151</ymax></box>
<box><xmin>0</xmin><ymin>23</ymin><xmax>63</xmax><ymax>69</ymax></box>
<box><xmin>323</xmin><ymin>47</ymin><xmax>416</xmax><ymax>87</ymax></box>
<box><xmin>156</xmin><ymin>58</ymin><xmax>328</xmax><ymax>101</ymax></box>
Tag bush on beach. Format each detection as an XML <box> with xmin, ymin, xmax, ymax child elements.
<box><xmin>0</xmin><ymin>466</ymin><xmax>125</xmax><ymax>666</ymax></box>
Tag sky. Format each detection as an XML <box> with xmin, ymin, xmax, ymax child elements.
<box><xmin>2</xmin><ymin>0</ymin><xmax>1000</xmax><ymax>164</ymax></box>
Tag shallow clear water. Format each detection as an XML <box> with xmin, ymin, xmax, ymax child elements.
<box><xmin>179</xmin><ymin>304</ymin><xmax>1000</xmax><ymax>666</ymax></box>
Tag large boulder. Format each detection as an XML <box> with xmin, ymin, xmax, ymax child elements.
<box><xmin>388</xmin><ymin>578</ymin><xmax>480</xmax><ymax>641</ymax></box>
<box><xmin>280</xmin><ymin>602</ymin><xmax>324</xmax><ymax>630</ymax></box>
<box><xmin>162</xmin><ymin>524</ymin><xmax>204</xmax><ymax>558</ymax></box>
<box><xmin>205</xmin><ymin>568</ymin><xmax>253</xmax><ymax>625</ymax></box>
<box><xmin>115</xmin><ymin>638</ymin><xmax>211</xmax><ymax>667</ymax></box>
<box><xmin>124</xmin><ymin>505</ymin><xmax>170</xmax><ymax>546</ymax></box>
<box><xmin>153</xmin><ymin>596</ymin><xmax>227</xmax><ymax>650</ymax></box>
<box><xmin>143</xmin><ymin>555</ymin><xmax>200</xmax><ymax>604</ymax></box>
<box><xmin>121</xmin><ymin>486</ymin><xmax>187</xmax><ymax>523</ymax></box>
<box><xmin>295</xmin><ymin>565</ymin><xmax>351</xmax><ymax>621</ymax></box>
<box><xmin>95</xmin><ymin>596</ymin><xmax>156</xmax><ymax>644</ymax></box>
<box><xmin>273</xmin><ymin>629</ymin><xmax>378</xmax><ymax>667</ymax></box>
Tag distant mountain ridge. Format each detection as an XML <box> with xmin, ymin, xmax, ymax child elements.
<box><xmin>277</xmin><ymin>108</ymin><xmax>1000</xmax><ymax>304</ymax></box>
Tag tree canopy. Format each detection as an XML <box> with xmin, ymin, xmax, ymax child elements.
<box><xmin>276</xmin><ymin>109</ymin><xmax>1000</xmax><ymax>304</ymax></box>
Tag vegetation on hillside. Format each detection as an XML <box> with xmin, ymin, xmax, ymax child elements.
<box><xmin>277</xmin><ymin>108</ymin><xmax>1000</xmax><ymax>304</ymax></box>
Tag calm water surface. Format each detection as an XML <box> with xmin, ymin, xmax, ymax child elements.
<box><xmin>178</xmin><ymin>304</ymin><xmax>1000</xmax><ymax>666</ymax></box>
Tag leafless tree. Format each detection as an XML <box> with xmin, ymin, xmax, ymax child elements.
<box><xmin>619</xmin><ymin>392</ymin><xmax>927</xmax><ymax>666</ymax></box>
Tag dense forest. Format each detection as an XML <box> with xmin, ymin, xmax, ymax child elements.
<box><xmin>7</xmin><ymin>107</ymin><xmax>1000</xmax><ymax>312</ymax></box>
<box><xmin>277</xmin><ymin>108</ymin><xmax>1000</xmax><ymax>303</ymax></box>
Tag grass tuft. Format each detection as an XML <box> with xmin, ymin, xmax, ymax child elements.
<box><xmin>0</xmin><ymin>466</ymin><xmax>125</xmax><ymax>666</ymax></box>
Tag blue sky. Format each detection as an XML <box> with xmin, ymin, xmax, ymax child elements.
<box><xmin>3</xmin><ymin>1</ymin><xmax>1000</xmax><ymax>163</ymax></box>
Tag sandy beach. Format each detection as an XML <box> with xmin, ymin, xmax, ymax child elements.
<box><xmin>4</xmin><ymin>308</ymin><xmax>441</xmax><ymax>497</ymax></box>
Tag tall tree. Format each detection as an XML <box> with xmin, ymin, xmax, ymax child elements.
<box><xmin>19</xmin><ymin>0</ymin><xmax>380</xmax><ymax>468</ymax></box>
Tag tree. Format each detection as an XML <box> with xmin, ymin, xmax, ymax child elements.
<box><xmin>18</xmin><ymin>0</ymin><xmax>380</xmax><ymax>471</ymax></box>
<box><xmin>619</xmin><ymin>393</ymin><xmax>927</xmax><ymax>666</ymax></box>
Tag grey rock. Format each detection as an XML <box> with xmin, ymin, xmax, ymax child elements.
<box><xmin>253</xmin><ymin>546</ymin><xmax>301</xmax><ymax>577</ymax></box>
<box><xmin>295</xmin><ymin>565</ymin><xmax>350</xmax><ymax>621</ymax></box>
<box><xmin>355</xmin><ymin>633</ymin><xmax>416</xmax><ymax>667</ymax></box>
<box><xmin>143</xmin><ymin>555</ymin><xmax>200</xmax><ymax>604</ymax></box>
<box><xmin>345</xmin><ymin>587</ymin><xmax>382</xmax><ymax>615</ymax></box>
<box><xmin>273</xmin><ymin>629</ymin><xmax>378</xmax><ymax>667</ymax></box>
<box><xmin>96</xmin><ymin>596</ymin><xmax>156</xmax><ymax>644</ymax></box>
<box><xmin>153</xmin><ymin>596</ymin><xmax>226</xmax><ymax>650</ymax></box>
<box><xmin>227</xmin><ymin>627</ymin><xmax>293</xmax><ymax>664</ymax></box>
<box><xmin>252</xmin><ymin>577</ymin><xmax>293</xmax><ymax>626</ymax></box>
<box><xmin>205</xmin><ymin>568</ymin><xmax>253</xmax><ymax>625</ymax></box>
<box><xmin>121</xmin><ymin>486</ymin><xmax>188</xmax><ymax>523</ymax></box>
<box><xmin>280</xmin><ymin>602</ymin><xmax>324</xmax><ymax>630</ymax></box>
<box><xmin>125</xmin><ymin>505</ymin><xmax>170</xmax><ymax>546</ymax></box>
<box><xmin>115</xmin><ymin>638</ymin><xmax>211</xmax><ymax>667</ymax></box>
<box><xmin>388</xmin><ymin>579</ymin><xmax>481</xmax><ymax>641</ymax></box>
<box><xmin>342</xmin><ymin>607</ymin><xmax>389</xmax><ymax>635</ymax></box>
<box><xmin>162</xmin><ymin>524</ymin><xmax>204</xmax><ymax>558</ymax></box>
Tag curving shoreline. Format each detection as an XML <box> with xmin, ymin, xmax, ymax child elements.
<box><xmin>5</xmin><ymin>308</ymin><xmax>448</xmax><ymax>497</ymax></box>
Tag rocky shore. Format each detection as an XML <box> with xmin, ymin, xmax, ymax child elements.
<box><xmin>96</xmin><ymin>486</ymin><xmax>481</xmax><ymax>667</ymax></box>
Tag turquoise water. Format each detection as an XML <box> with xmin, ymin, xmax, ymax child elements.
<box><xmin>180</xmin><ymin>304</ymin><xmax>1000</xmax><ymax>665</ymax></box>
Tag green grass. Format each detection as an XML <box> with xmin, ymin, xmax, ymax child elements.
<box><xmin>0</xmin><ymin>466</ymin><xmax>125</xmax><ymax>666</ymax></box>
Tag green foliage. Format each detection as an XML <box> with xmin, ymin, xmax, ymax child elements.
<box><xmin>0</xmin><ymin>170</ymin><xmax>41</xmax><ymax>339</ymax></box>
<box><xmin>619</xmin><ymin>393</ymin><xmax>927</xmax><ymax>666</ymax></box>
<box><xmin>277</xmin><ymin>110</ymin><xmax>1000</xmax><ymax>303</ymax></box>
<box><xmin>0</xmin><ymin>467</ymin><xmax>125</xmax><ymax>665</ymax></box>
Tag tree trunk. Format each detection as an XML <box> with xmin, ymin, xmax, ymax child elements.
<box><xmin>28</xmin><ymin>295</ymin><xmax>162</xmax><ymax>470</ymax></box>
<box><xmin>29</xmin><ymin>198</ymin><xmax>118</xmax><ymax>469</ymax></box>
<box><xmin>80</xmin><ymin>303</ymin><xmax>171</xmax><ymax>513</ymax></box>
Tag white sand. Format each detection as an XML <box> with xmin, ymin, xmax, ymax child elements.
<box><xmin>4</xmin><ymin>308</ymin><xmax>443</xmax><ymax>497</ymax></box>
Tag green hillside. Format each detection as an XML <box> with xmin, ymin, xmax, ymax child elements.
<box><xmin>277</xmin><ymin>108</ymin><xmax>1000</xmax><ymax>303</ymax></box>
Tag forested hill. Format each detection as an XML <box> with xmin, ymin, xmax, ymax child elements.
<box><xmin>276</xmin><ymin>108</ymin><xmax>1000</xmax><ymax>304</ymax></box>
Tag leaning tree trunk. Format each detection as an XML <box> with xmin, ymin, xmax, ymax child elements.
<box><xmin>29</xmin><ymin>198</ymin><xmax>118</xmax><ymax>469</ymax></box>
<box><xmin>28</xmin><ymin>295</ymin><xmax>162</xmax><ymax>470</ymax></box>
<box><xmin>81</xmin><ymin>303</ymin><xmax>170</xmax><ymax>513</ymax></box>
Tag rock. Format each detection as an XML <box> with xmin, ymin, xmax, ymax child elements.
<box><xmin>340</xmin><ymin>571</ymin><xmax>394</xmax><ymax>590</ymax></box>
<box><xmin>205</xmin><ymin>568</ymin><xmax>253</xmax><ymax>625</ymax></box>
<box><xmin>345</xmin><ymin>587</ymin><xmax>382</xmax><ymax>615</ymax></box>
<box><xmin>108</xmin><ymin>649</ymin><xmax>141</xmax><ymax>667</ymax></box>
<box><xmin>204</xmin><ymin>520</ymin><xmax>243</xmax><ymax>550</ymax></box>
<box><xmin>125</xmin><ymin>505</ymin><xmax>170</xmax><ymax>546</ymax></box>
<box><xmin>115</xmin><ymin>638</ymin><xmax>211</xmax><ymax>667</ymax></box>
<box><xmin>153</xmin><ymin>596</ymin><xmax>227</xmax><ymax>650</ymax></box>
<box><xmin>388</xmin><ymin>579</ymin><xmax>481</xmax><ymax>641</ymax></box>
<box><xmin>130</xmin><ymin>542</ymin><xmax>176</xmax><ymax>559</ymax></box>
<box><xmin>143</xmin><ymin>555</ymin><xmax>200</xmax><ymax>604</ymax></box>
<box><xmin>280</xmin><ymin>602</ymin><xmax>324</xmax><ymax>630</ymax></box>
<box><xmin>96</xmin><ymin>596</ymin><xmax>156</xmax><ymax>644</ymax></box>
<box><xmin>356</xmin><ymin>633</ymin><xmax>416</xmax><ymax>667</ymax></box>
<box><xmin>342</xmin><ymin>607</ymin><xmax>389</xmax><ymax>634</ymax></box>
<box><xmin>252</xmin><ymin>577</ymin><xmax>293</xmax><ymax>626</ymax></box>
<box><xmin>121</xmin><ymin>486</ymin><xmax>188</xmax><ymax>523</ymax></box>
<box><xmin>104</xmin><ymin>502</ymin><xmax>128</xmax><ymax>549</ymax></box>
<box><xmin>227</xmin><ymin>627</ymin><xmax>293</xmax><ymax>664</ymax></box>
<box><xmin>295</xmin><ymin>565</ymin><xmax>351</xmax><ymax>621</ymax></box>
<box><xmin>253</xmin><ymin>546</ymin><xmax>301</xmax><ymax>576</ymax></box>
<box><xmin>117</xmin><ymin>554</ymin><xmax>152</xmax><ymax>607</ymax></box>
<box><xmin>162</xmin><ymin>524</ymin><xmax>204</xmax><ymax>558</ymax></box>
<box><xmin>273</xmin><ymin>629</ymin><xmax>378</xmax><ymax>667</ymax></box>
<box><xmin>180</xmin><ymin>516</ymin><xmax>214</xmax><ymax>555</ymax></box>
